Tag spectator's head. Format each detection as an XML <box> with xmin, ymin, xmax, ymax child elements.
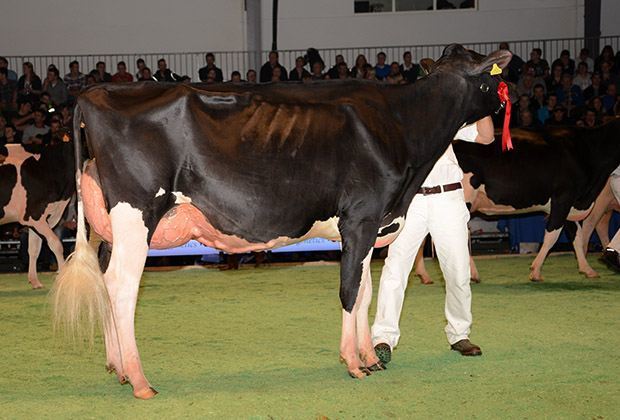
<box><xmin>136</xmin><ymin>58</ymin><xmax>145</xmax><ymax>71</ymax></box>
<box><xmin>0</xmin><ymin>67</ymin><xmax>7</xmax><ymax>82</ymax></box>
<box><xmin>271</xmin><ymin>66</ymin><xmax>282</xmax><ymax>81</ymax></box>
<box><xmin>268</xmin><ymin>51</ymin><xmax>279</xmax><ymax>66</ymax></box>
<box><xmin>157</xmin><ymin>59</ymin><xmax>167</xmax><ymax>72</ymax></box>
<box><xmin>389</xmin><ymin>61</ymin><xmax>400</xmax><ymax>76</ymax></box>
<box><xmin>311</xmin><ymin>61</ymin><xmax>323</xmax><ymax>76</ymax></box>
<box><xmin>560</xmin><ymin>49</ymin><xmax>571</xmax><ymax>59</ymax></box>
<box><xmin>86</xmin><ymin>74</ymin><xmax>97</xmax><ymax>86</ymax></box>
<box><xmin>365</xmin><ymin>68</ymin><xmax>376</xmax><ymax>80</ymax></box>
<box><xmin>69</xmin><ymin>60</ymin><xmax>79</xmax><ymax>74</ymax></box>
<box><xmin>601</xmin><ymin>61</ymin><xmax>611</xmax><ymax>74</ymax></box>
<box><xmin>33</xmin><ymin>109</ymin><xmax>46</xmax><ymax>125</ymax></box>
<box><xmin>355</xmin><ymin>54</ymin><xmax>368</xmax><ymax>68</ymax></box>
<box><xmin>18</xmin><ymin>99</ymin><xmax>32</xmax><ymax>113</ymax></box>
<box><xmin>591</xmin><ymin>96</ymin><xmax>603</xmax><ymax>111</ymax></box>
<box><xmin>403</xmin><ymin>51</ymin><xmax>412</xmax><ymax>64</ymax></box>
<box><xmin>579</xmin><ymin>48</ymin><xmax>590</xmax><ymax>60</ymax></box>
<box><xmin>96</xmin><ymin>61</ymin><xmax>106</xmax><ymax>73</ymax></box>
<box><xmin>520</xmin><ymin>109</ymin><xmax>534</xmax><ymax>127</ymax></box>
<box><xmin>0</xmin><ymin>56</ymin><xmax>7</xmax><ymax>69</ymax></box>
<box><xmin>577</xmin><ymin>61</ymin><xmax>588</xmax><ymax>75</ymax></box>
<box><xmin>4</xmin><ymin>125</ymin><xmax>17</xmax><ymax>142</ymax></box>
<box><xmin>246</xmin><ymin>69</ymin><xmax>257</xmax><ymax>83</ymax></box>
<box><xmin>533</xmin><ymin>83</ymin><xmax>545</xmax><ymax>100</ymax></box>
<box><xmin>295</xmin><ymin>56</ymin><xmax>305</xmax><ymax>69</ymax></box>
<box><xmin>518</xmin><ymin>94</ymin><xmax>530</xmax><ymax>109</ymax></box>
<box><xmin>600</xmin><ymin>45</ymin><xmax>615</xmax><ymax>61</ymax></box>
<box><xmin>591</xmin><ymin>72</ymin><xmax>601</xmax><ymax>86</ymax></box>
<box><xmin>117</xmin><ymin>61</ymin><xmax>127</xmax><ymax>74</ymax></box>
<box><xmin>335</xmin><ymin>54</ymin><xmax>344</xmax><ymax>65</ymax></box>
<box><xmin>40</xmin><ymin>92</ymin><xmax>52</xmax><ymax>107</ymax></box>
<box><xmin>552</xmin><ymin>105</ymin><xmax>566</xmax><ymax>121</ymax></box>
<box><xmin>523</xmin><ymin>64</ymin><xmax>535</xmax><ymax>77</ymax></box>
<box><xmin>50</xmin><ymin>117</ymin><xmax>61</xmax><ymax>133</ymax></box>
<box><xmin>584</xmin><ymin>108</ymin><xmax>597</xmax><ymax>126</ymax></box>
<box><xmin>376</xmin><ymin>52</ymin><xmax>386</xmax><ymax>66</ymax></box>
<box><xmin>337</xmin><ymin>61</ymin><xmax>349</xmax><ymax>78</ymax></box>
<box><xmin>551</xmin><ymin>63</ymin><xmax>563</xmax><ymax>78</ymax></box>
<box><xmin>206</xmin><ymin>53</ymin><xmax>215</xmax><ymax>66</ymax></box>
<box><xmin>206</xmin><ymin>69</ymin><xmax>217</xmax><ymax>82</ymax></box>
<box><xmin>547</xmin><ymin>93</ymin><xmax>558</xmax><ymax>109</ymax></box>
<box><xmin>560</xmin><ymin>72</ymin><xmax>573</xmax><ymax>89</ymax></box>
<box><xmin>230</xmin><ymin>71</ymin><xmax>241</xmax><ymax>83</ymax></box>
<box><xmin>141</xmin><ymin>67</ymin><xmax>152</xmax><ymax>80</ymax></box>
<box><xmin>606</xmin><ymin>83</ymin><xmax>617</xmax><ymax>97</ymax></box>
<box><xmin>22</xmin><ymin>62</ymin><xmax>34</xmax><ymax>76</ymax></box>
<box><xmin>47</xmin><ymin>67</ymin><xmax>60</xmax><ymax>81</ymax></box>
<box><xmin>499</xmin><ymin>42</ymin><xmax>510</xmax><ymax>51</ymax></box>
<box><xmin>530</xmin><ymin>48</ymin><xmax>542</xmax><ymax>61</ymax></box>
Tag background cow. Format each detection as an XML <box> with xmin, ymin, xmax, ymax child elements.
<box><xmin>0</xmin><ymin>143</ymin><xmax>74</xmax><ymax>288</ymax></box>
<box><xmin>51</xmin><ymin>45</ymin><xmax>511</xmax><ymax>399</ymax></box>
<box><xmin>412</xmin><ymin>124</ymin><xmax>620</xmax><ymax>283</ymax></box>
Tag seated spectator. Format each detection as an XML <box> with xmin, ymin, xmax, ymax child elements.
<box><xmin>599</xmin><ymin>61</ymin><xmax>617</xmax><ymax>89</ymax></box>
<box><xmin>386</xmin><ymin>62</ymin><xmax>404</xmax><ymax>84</ymax></box>
<box><xmin>590</xmin><ymin>96</ymin><xmax>607</xmax><ymax>119</ymax></box>
<box><xmin>602</xmin><ymin>83</ymin><xmax>617</xmax><ymax>113</ymax></box>
<box><xmin>39</xmin><ymin>92</ymin><xmax>54</xmax><ymax>113</ymax></box>
<box><xmin>85</xmin><ymin>74</ymin><xmax>97</xmax><ymax>86</ymax></box>
<box><xmin>246</xmin><ymin>69</ymin><xmax>257</xmax><ymax>83</ymax></box>
<box><xmin>365</xmin><ymin>68</ymin><xmax>377</xmax><ymax>81</ymax></box>
<box><xmin>578</xmin><ymin>48</ymin><xmax>595</xmax><ymax>74</ymax></box>
<box><xmin>59</xmin><ymin>104</ymin><xmax>72</xmax><ymax>127</ymax></box>
<box><xmin>271</xmin><ymin>67</ymin><xmax>283</xmax><ymax>82</ymax></box>
<box><xmin>576</xmin><ymin>108</ymin><xmax>600</xmax><ymax>128</ymax></box>
<box><xmin>545</xmin><ymin>63</ymin><xmax>563</xmax><ymax>93</ymax></box>
<box><xmin>0</xmin><ymin>124</ymin><xmax>21</xmax><ymax>145</ymax></box>
<box><xmin>40</xmin><ymin>117</ymin><xmax>66</xmax><ymax>146</ymax></box>
<box><xmin>289</xmin><ymin>56</ymin><xmax>310</xmax><ymax>81</ymax></box>
<box><xmin>526</xmin><ymin>48</ymin><xmax>550</xmax><ymax>77</ymax></box>
<box><xmin>21</xmin><ymin>109</ymin><xmax>49</xmax><ymax>145</ymax></box>
<box><xmin>537</xmin><ymin>93</ymin><xmax>557</xmax><ymax>124</ymax></box>
<box><xmin>530</xmin><ymin>83</ymin><xmax>546</xmax><ymax>111</ymax></box>
<box><xmin>556</xmin><ymin>72</ymin><xmax>584</xmax><ymax>113</ymax></box>
<box><xmin>517</xmin><ymin>65</ymin><xmax>545</xmax><ymax>97</ymax></box>
<box><xmin>154</xmin><ymin>58</ymin><xmax>182</xmax><ymax>82</ymax></box>
<box><xmin>374</xmin><ymin>52</ymin><xmax>390</xmax><ymax>81</ymax></box>
<box><xmin>328</xmin><ymin>61</ymin><xmax>350</xmax><ymax>80</ymax></box>
<box><xmin>64</xmin><ymin>60</ymin><xmax>85</xmax><ymax>98</ymax></box>
<box><xmin>17</xmin><ymin>62</ymin><xmax>42</xmax><ymax>102</ymax></box>
<box><xmin>138</xmin><ymin>67</ymin><xmax>156</xmax><ymax>82</ymax></box>
<box><xmin>0</xmin><ymin>57</ymin><xmax>18</xmax><ymax>81</ymax></box>
<box><xmin>260</xmin><ymin>51</ymin><xmax>287</xmax><ymax>83</ymax></box>
<box><xmin>111</xmin><ymin>61</ymin><xmax>134</xmax><ymax>83</ymax></box>
<box><xmin>199</xmin><ymin>53</ymin><xmax>223</xmax><ymax>82</ymax></box>
<box><xmin>326</xmin><ymin>55</ymin><xmax>346</xmax><ymax>79</ymax></box>
<box><xmin>499</xmin><ymin>42</ymin><xmax>524</xmax><ymax>83</ymax></box>
<box><xmin>573</xmin><ymin>62</ymin><xmax>591</xmax><ymax>91</ymax></box>
<box><xmin>90</xmin><ymin>61</ymin><xmax>112</xmax><ymax>83</ymax></box>
<box><xmin>135</xmin><ymin>59</ymin><xmax>146</xmax><ymax>80</ymax></box>
<box><xmin>552</xmin><ymin>50</ymin><xmax>576</xmax><ymax>75</ymax></box>
<box><xmin>229</xmin><ymin>71</ymin><xmax>242</xmax><ymax>83</ymax></box>
<box><xmin>546</xmin><ymin>105</ymin><xmax>568</xmax><ymax>125</ymax></box>
<box><xmin>43</xmin><ymin>67</ymin><xmax>68</xmax><ymax>106</ymax></box>
<box><xmin>204</xmin><ymin>69</ymin><xmax>217</xmax><ymax>84</ymax></box>
<box><xmin>0</xmin><ymin>68</ymin><xmax>17</xmax><ymax>113</ymax></box>
<box><xmin>583</xmin><ymin>72</ymin><xmax>603</xmax><ymax>101</ymax></box>
<box><xmin>11</xmin><ymin>100</ymin><xmax>34</xmax><ymax>128</ymax></box>
<box><xmin>310</xmin><ymin>61</ymin><xmax>325</xmax><ymax>80</ymax></box>
<box><xmin>399</xmin><ymin>51</ymin><xmax>418</xmax><ymax>84</ymax></box>
<box><xmin>518</xmin><ymin>109</ymin><xmax>540</xmax><ymax>129</ymax></box>
<box><xmin>594</xmin><ymin>45</ymin><xmax>615</xmax><ymax>73</ymax></box>
<box><xmin>350</xmin><ymin>54</ymin><xmax>371</xmax><ymax>79</ymax></box>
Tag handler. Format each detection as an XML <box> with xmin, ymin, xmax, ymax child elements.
<box><xmin>601</xmin><ymin>165</ymin><xmax>620</xmax><ymax>271</ymax></box>
<box><xmin>372</xmin><ymin>116</ymin><xmax>494</xmax><ymax>363</ymax></box>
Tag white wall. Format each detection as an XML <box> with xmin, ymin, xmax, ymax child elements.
<box><xmin>0</xmin><ymin>0</ymin><xmax>246</xmax><ymax>56</ymax></box>
<box><xmin>260</xmin><ymin>0</ymin><xmax>585</xmax><ymax>50</ymax></box>
<box><xmin>601</xmin><ymin>0</ymin><xmax>620</xmax><ymax>37</ymax></box>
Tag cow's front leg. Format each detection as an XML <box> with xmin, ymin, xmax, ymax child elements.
<box><xmin>338</xmin><ymin>219</ymin><xmax>379</xmax><ymax>379</ymax></box>
<box><xmin>572</xmin><ymin>223</ymin><xmax>599</xmax><ymax>278</ymax></box>
<box><xmin>104</xmin><ymin>203</ymin><xmax>155</xmax><ymax>399</ymax></box>
<box><xmin>529</xmin><ymin>228</ymin><xmax>562</xmax><ymax>282</ymax></box>
<box><xmin>413</xmin><ymin>241</ymin><xmax>433</xmax><ymax>284</ymax></box>
<box><xmin>355</xmin><ymin>250</ymin><xmax>384</xmax><ymax>371</ymax></box>
<box><xmin>26</xmin><ymin>229</ymin><xmax>44</xmax><ymax>289</ymax></box>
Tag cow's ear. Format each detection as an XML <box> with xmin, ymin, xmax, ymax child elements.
<box><xmin>470</xmin><ymin>50</ymin><xmax>512</xmax><ymax>75</ymax></box>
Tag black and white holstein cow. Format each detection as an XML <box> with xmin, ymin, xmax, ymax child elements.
<box><xmin>51</xmin><ymin>45</ymin><xmax>511</xmax><ymax>399</ymax></box>
<box><xmin>0</xmin><ymin>143</ymin><xmax>74</xmax><ymax>288</ymax></box>
<box><xmin>416</xmin><ymin>123</ymin><xmax>620</xmax><ymax>282</ymax></box>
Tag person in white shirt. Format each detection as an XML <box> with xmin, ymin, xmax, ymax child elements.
<box><xmin>601</xmin><ymin>165</ymin><xmax>620</xmax><ymax>271</ymax></box>
<box><xmin>372</xmin><ymin>116</ymin><xmax>495</xmax><ymax>363</ymax></box>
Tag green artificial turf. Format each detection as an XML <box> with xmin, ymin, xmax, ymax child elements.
<box><xmin>0</xmin><ymin>254</ymin><xmax>618</xmax><ymax>419</ymax></box>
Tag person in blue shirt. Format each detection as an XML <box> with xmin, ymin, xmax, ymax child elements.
<box><xmin>374</xmin><ymin>52</ymin><xmax>390</xmax><ymax>81</ymax></box>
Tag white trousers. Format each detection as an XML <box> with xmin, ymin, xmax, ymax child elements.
<box><xmin>607</xmin><ymin>175</ymin><xmax>620</xmax><ymax>251</ymax></box>
<box><xmin>371</xmin><ymin>188</ymin><xmax>472</xmax><ymax>348</ymax></box>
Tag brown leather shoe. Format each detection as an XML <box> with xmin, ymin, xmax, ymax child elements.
<box><xmin>450</xmin><ymin>339</ymin><xmax>482</xmax><ymax>356</ymax></box>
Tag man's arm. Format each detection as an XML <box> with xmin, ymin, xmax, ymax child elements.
<box><xmin>454</xmin><ymin>116</ymin><xmax>494</xmax><ymax>144</ymax></box>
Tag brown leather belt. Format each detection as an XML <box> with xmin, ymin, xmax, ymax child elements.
<box><xmin>417</xmin><ymin>182</ymin><xmax>462</xmax><ymax>195</ymax></box>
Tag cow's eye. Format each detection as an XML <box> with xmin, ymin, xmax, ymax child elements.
<box><xmin>479</xmin><ymin>83</ymin><xmax>489</xmax><ymax>92</ymax></box>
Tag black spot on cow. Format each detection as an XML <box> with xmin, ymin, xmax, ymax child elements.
<box><xmin>0</xmin><ymin>164</ymin><xmax>18</xmax><ymax>219</ymax></box>
<box><xmin>378</xmin><ymin>222</ymin><xmax>400</xmax><ymax>237</ymax></box>
<box><xmin>20</xmin><ymin>142</ymin><xmax>75</xmax><ymax>221</ymax></box>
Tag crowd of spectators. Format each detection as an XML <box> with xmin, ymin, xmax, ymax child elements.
<box><xmin>1</xmin><ymin>43</ymin><xmax>620</xmax><ymax>156</ymax></box>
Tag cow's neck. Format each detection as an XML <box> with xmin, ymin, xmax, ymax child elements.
<box><xmin>580</xmin><ymin>119</ymin><xmax>620</xmax><ymax>176</ymax></box>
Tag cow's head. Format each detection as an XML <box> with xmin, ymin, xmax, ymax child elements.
<box><xmin>432</xmin><ymin>44</ymin><xmax>513</xmax><ymax>124</ymax></box>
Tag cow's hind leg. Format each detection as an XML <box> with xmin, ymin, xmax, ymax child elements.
<box><xmin>529</xmin><ymin>228</ymin><xmax>562</xmax><ymax>282</ymax></box>
<box><xmin>356</xmin><ymin>250</ymin><xmax>385</xmax><ymax>371</ymax></box>
<box><xmin>413</xmin><ymin>239</ymin><xmax>433</xmax><ymax>284</ymax></box>
<box><xmin>33</xmin><ymin>222</ymin><xmax>66</xmax><ymax>270</ymax></box>
<box><xmin>338</xmin><ymin>219</ymin><xmax>380</xmax><ymax>379</ymax></box>
<box><xmin>565</xmin><ymin>222</ymin><xmax>599</xmax><ymax>278</ymax></box>
<box><xmin>104</xmin><ymin>203</ymin><xmax>155</xmax><ymax>399</ymax></box>
<box><xmin>26</xmin><ymin>229</ymin><xmax>44</xmax><ymax>289</ymax></box>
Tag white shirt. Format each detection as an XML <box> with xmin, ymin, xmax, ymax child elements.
<box><xmin>612</xmin><ymin>164</ymin><xmax>620</xmax><ymax>177</ymax></box>
<box><xmin>421</xmin><ymin>123</ymin><xmax>478</xmax><ymax>188</ymax></box>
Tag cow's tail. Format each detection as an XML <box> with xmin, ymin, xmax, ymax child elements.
<box><xmin>50</xmin><ymin>103</ymin><xmax>110</xmax><ymax>344</ymax></box>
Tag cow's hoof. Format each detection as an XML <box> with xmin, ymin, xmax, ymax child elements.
<box><xmin>416</xmin><ymin>274</ymin><xmax>433</xmax><ymax>285</ymax></box>
<box><xmin>133</xmin><ymin>386</ymin><xmax>158</xmax><ymax>399</ymax></box>
<box><xmin>529</xmin><ymin>277</ymin><xmax>544</xmax><ymax>283</ymax></box>
<box><xmin>30</xmin><ymin>283</ymin><xmax>44</xmax><ymax>289</ymax></box>
<box><xmin>120</xmin><ymin>375</ymin><xmax>129</xmax><ymax>385</ymax></box>
<box><xmin>347</xmin><ymin>367</ymin><xmax>371</xmax><ymax>379</ymax></box>
<box><xmin>579</xmin><ymin>269</ymin><xmax>599</xmax><ymax>279</ymax></box>
<box><xmin>366</xmin><ymin>361</ymin><xmax>386</xmax><ymax>372</ymax></box>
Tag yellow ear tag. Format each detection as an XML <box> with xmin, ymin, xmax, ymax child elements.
<box><xmin>490</xmin><ymin>63</ymin><xmax>502</xmax><ymax>75</ymax></box>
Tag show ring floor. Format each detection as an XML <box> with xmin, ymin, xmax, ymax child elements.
<box><xmin>0</xmin><ymin>254</ymin><xmax>618</xmax><ymax>418</ymax></box>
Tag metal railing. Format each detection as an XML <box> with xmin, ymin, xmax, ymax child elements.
<box><xmin>5</xmin><ymin>35</ymin><xmax>619</xmax><ymax>83</ymax></box>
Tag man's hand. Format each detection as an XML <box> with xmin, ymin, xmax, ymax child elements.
<box><xmin>475</xmin><ymin>116</ymin><xmax>495</xmax><ymax>144</ymax></box>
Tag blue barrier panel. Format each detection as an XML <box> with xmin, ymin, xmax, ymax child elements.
<box><xmin>147</xmin><ymin>237</ymin><xmax>341</xmax><ymax>257</ymax></box>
